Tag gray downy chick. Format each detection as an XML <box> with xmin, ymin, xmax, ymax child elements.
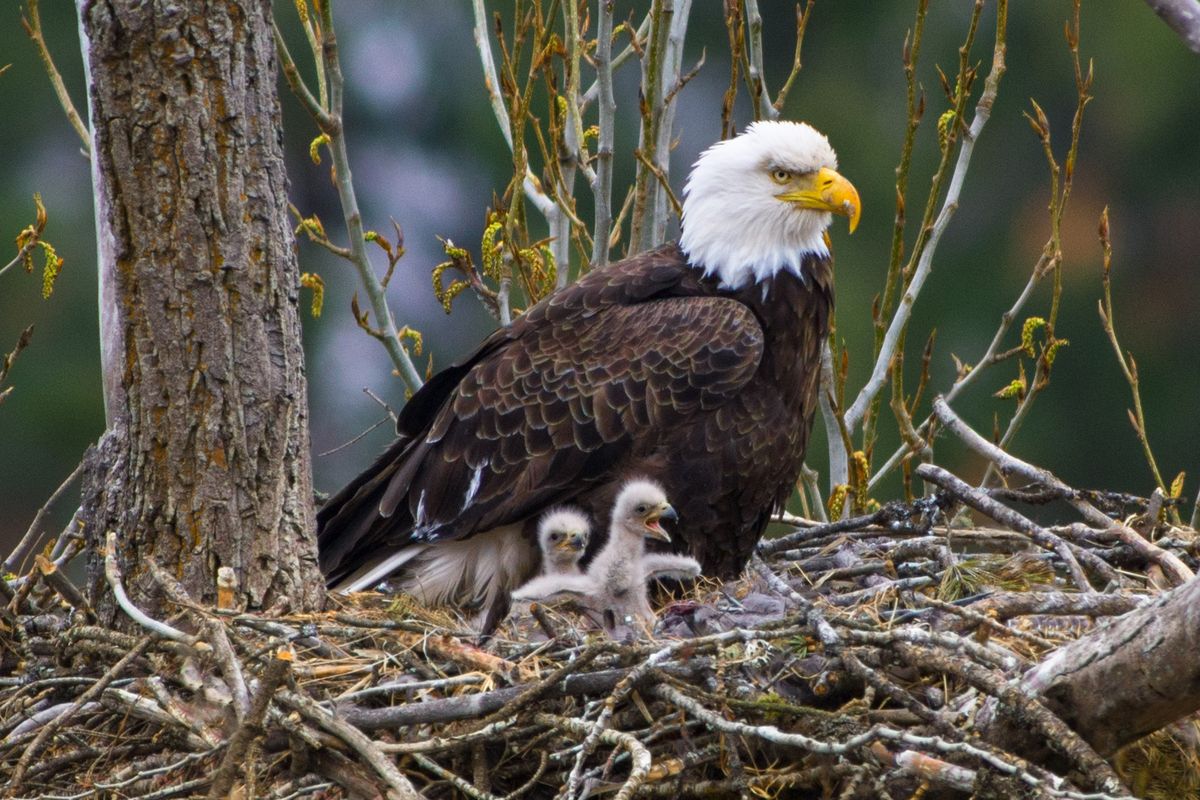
<box><xmin>536</xmin><ymin>507</ymin><xmax>591</xmax><ymax>575</ymax></box>
<box><xmin>588</xmin><ymin>479</ymin><xmax>677</xmax><ymax>631</ymax></box>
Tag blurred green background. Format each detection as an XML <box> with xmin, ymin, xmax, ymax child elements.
<box><xmin>2</xmin><ymin>1</ymin><xmax>1198</xmax><ymax>554</ymax></box>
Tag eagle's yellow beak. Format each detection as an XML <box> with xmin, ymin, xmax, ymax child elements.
<box><xmin>777</xmin><ymin>167</ymin><xmax>861</xmax><ymax>233</ymax></box>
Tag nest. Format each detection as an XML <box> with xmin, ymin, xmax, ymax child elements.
<box><xmin>3</xmin><ymin>470</ymin><xmax>1199</xmax><ymax>800</ymax></box>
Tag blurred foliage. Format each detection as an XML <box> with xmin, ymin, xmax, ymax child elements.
<box><xmin>2</xmin><ymin>1</ymin><xmax>1199</xmax><ymax>551</ymax></box>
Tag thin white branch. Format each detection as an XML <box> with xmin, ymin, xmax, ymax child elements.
<box><xmin>844</xmin><ymin>35</ymin><xmax>1007</xmax><ymax>433</ymax></box>
<box><xmin>590</xmin><ymin>0</ymin><xmax>617</xmax><ymax>269</ymax></box>
<box><xmin>744</xmin><ymin>0</ymin><xmax>776</xmax><ymax>119</ymax></box>
<box><xmin>867</xmin><ymin>258</ymin><xmax>1045</xmax><ymax>493</ymax></box>
<box><xmin>649</xmin><ymin>0</ymin><xmax>692</xmax><ymax>244</ymax></box>
<box><xmin>104</xmin><ymin>533</ymin><xmax>205</xmax><ymax>648</ymax></box>
<box><xmin>580</xmin><ymin>16</ymin><xmax>651</xmax><ymax>108</ymax></box>
<box><xmin>470</xmin><ymin>0</ymin><xmax>557</xmax><ymax>225</ymax></box>
<box><xmin>471</xmin><ymin>1</ymin><xmax>513</xmax><ymax>151</ymax></box>
<box><xmin>819</xmin><ymin>341</ymin><xmax>849</xmax><ymax>488</ymax></box>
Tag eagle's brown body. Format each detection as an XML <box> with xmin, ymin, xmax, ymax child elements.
<box><xmin>318</xmin><ymin>241</ymin><xmax>832</xmax><ymax>587</ymax></box>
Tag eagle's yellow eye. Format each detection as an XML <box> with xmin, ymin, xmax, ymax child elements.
<box><xmin>770</xmin><ymin>168</ymin><xmax>791</xmax><ymax>184</ymax></box>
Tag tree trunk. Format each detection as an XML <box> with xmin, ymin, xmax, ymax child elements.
<box><xmin>979</xmin><ymin>573</ymin><xmax>1200</xmax><ymax>759</ymax></box>
<box><xmin>76</xmin><ymin>0</ymin><xmax>323</xmax><ymax>620</ymax></box>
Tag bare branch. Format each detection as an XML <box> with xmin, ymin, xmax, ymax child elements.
<box><xmin>5</xmin><ymin>456</ymin><xmax>83</xmax><ymax>574</ymax></box>
<box><xmin>930</xmin><ymin>396</ymin><xmax>1193</xmax><ymax>585</ymax></box>
<box><xmin>22</xmin><ymin>0</ymin><xmax>91</xmax><ymax>154</ymax></box>
<box><xmin>844</xmin><ymin>0</ymin><xmax>1007</xmax><ymax>433</ymax></box>
<box><xmin>317</xmin><ymin>3</ymin><xmax>424</xmax><ymax>391</ymax></box>
<box><xmin>590</xmin><ymin>0</ymin><xmax>618</xmax><ymax>269</ymax></box>
<box><xmin>104</xmin><ymin>532</ymin><xmax>205</xmax><ymax>647</ymax></box>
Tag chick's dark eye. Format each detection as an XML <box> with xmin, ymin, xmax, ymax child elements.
<box><xmin>771</xmin><ymin>168</ymin><xmax>791</xmax><ymax>183</ymax></box>
<box><xmin>636</xmin><ymin>504</ymin><xmax>647</xmax><ymax>514</ymax></box>
<box><xmin>550</xmin><ymin>532</ymin><xmax>561</xmax><ymax>541</ymax></box>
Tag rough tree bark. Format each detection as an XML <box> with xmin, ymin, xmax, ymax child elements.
<box><xmin>76</xmin><ymin>0</ymin><xmax>323</xmax><ymax>620</ymax></box>
<box><xmin>979</xmin><ymin>573</ymin><xmax>1200</xmax><ymax>759</ymax></box>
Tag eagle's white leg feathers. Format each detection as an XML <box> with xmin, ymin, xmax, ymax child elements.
<box><xmin>331</xmin><ymin>524</ymin><xmax>536</xmax><ymax>615</ymax></box>
<box><xmin>403</xmin><ymin>524</ymin><xmax>534</xmax><ymax>610</ymax></box>
<box><xmin>331</xmin><ymin>547</ymin><xmax>425</xmax><ymax>594</ymax></box>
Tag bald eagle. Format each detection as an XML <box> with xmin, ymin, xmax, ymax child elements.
<box><xmin>318</xmin><ymin>120</ymin><xmax>860</xmax><ymax>625</ymax></box>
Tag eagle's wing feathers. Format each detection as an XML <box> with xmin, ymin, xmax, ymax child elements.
<box><xmin>390</xmin><ymin>286</ymin><xmax>765</xmax><ymax>547</ymax></box>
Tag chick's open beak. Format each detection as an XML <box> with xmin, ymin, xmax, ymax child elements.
<box><xmin>777</xmin><ymin>166</ymin><xmax>861</xmax><ymax>233</ymax></box>
<box><xmin>644</xmin><ymin>503</ymin><xmax>678</xmax><ymax>542</ymax></box>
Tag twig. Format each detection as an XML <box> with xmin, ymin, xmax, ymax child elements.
<box><xmin>378</xmin><ymin>719</ymin><xmax>519</xmax><ymax>755</ymax></box>
<box><xmin>277</xmin><ymin>689</ymin><xmax>422</xmax><ymax>800</ymax></box>
<box><xmin>537</xmin><ymin>713</ymin><xmax>652</xmax><ymax>800</ymax></box>
<box><xmin>818</xmin><ymin>344</ymin><xmax>848</xmax><ymax>492</ymax></box>
<box><xmin>930</xmin><ymin>396</ymin><xmax>1193</xmax><ymax>584</ymax></box>
<box><xmin>750</xmin><ymin>554</ymin><xmax>840</xmax><ymax>647</ymax></box>
<box><xmin>842</xmin><ymin>0</ymin><xmax>1007</xmax><ymax>438</ymax></box>
<box><xmin>4</xmin><ymin>455</ymin><xmax>83</xmax><ymax>575</ymax></box>
<box><xmin>743</xmin><ymin>0</ymin><xmax>774</xmax><ymax>119</ymax></box>
<box><xmin>316</xmin><ymin>414</ymin><xmax>390</xmax><ymax>457</ymax></box>
<box><xmin>632</xmin><ymin>148</ymin><xmax>683</xmax><ymax>218</ymax></box>
<box><xmin>466</xmin><ymin>642</ymin><xmax>611</xmax><ymax>733</ymax></box>
<box><xmin>209</xmin><ymin>648</ymin><xmax>293</xmax><ymax>799</ymax></box>
<box><xmin>915</xmin><ymin>464</ymin><xmax>1096</xmax><ymax>593</ymax></box>
<box><xmin>580</xmin><ymin>16</ymin><xmax>651</xmax><ymax>107</ymax></box>
<box><xmin>590</xmin><ymin>0</ymin><xmax>617</xmax><ymax>269</ymax></box>
<box><xmin>319</xmin><ymin>5</ymin><xmax>423</xmax><ymax>392</ymax></box>
<box><xmin>757</xmin><ymin>505</ymin><xmax>896</xmax><ymax>556</ymax></box>
<box><xmin>554</xmin><ymin>1</ymin><xmax>585</xmax><ymax>288</ymax></box>
<box><xmin>772</xmin><ymin>2</ymin><xmax>813</xmax><ymax>114</ymax></box>
<box><xmin>275</xmin><ymin>8</ymin><xmax>422</xmax><ymax>390</ymax></box>
<box><xmin>911</xmin><ymin>594</ymin><xmax>1055</xmax><ymax>650</ymax></box>
<box><xmin>413</xmin><ymin>752</ymin><xmax>503</xmax><ymax>800</ymax></box>
<box><xmin>629</xmin><ymin>0</ymin><xmax>670</xmax><ymax>252</ymax></box>
<box><xmin>937</xmin><ymin>590</ymin><xmax>1141</xmax><ymax>629</ymax></box>
<box><xmin>1097</xmin><ymin>208</ymin><xmax>1172</xmax><ymax>509</ymax></box>
<box><xmin>21</xmin><ymin>0</ymin><xmax>91</xmax><ymax>154</ymax></box>
<box><xmin>839</xmin><ymin>624</ymin><xmax>1024</xmax><ymax>673</ymax></box>
<box><xmin>647</xmin><ymin>0</ymin><xmax>693</xmax><ymax>245</ymax></box>
<box><xmin>339</xmin><ymin>664</ymin><xmax>688</xmax><ymax>732</ymax></box>
<box><xmin>104</xmin><ymin>532</ymin><xmax>204</xmax><ymax>647</ymax></box>
<box><xmin>799</xmin><ymin>464</ymin><xmax>828</xmax><ymax>522</ymax></box>
<box><xmin>8</xmin><ymin>636</ymin><xmax>152</xmax><ymax>792</ymax></box>
<box><xmin>34</xmin><ymin>554</ymin><xmax>91</xmax><ymax>618</ymax></box>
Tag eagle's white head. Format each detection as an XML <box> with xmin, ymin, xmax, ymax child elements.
<box><xmin>679</xmin><ymin>120</ymin><xmax>860</xmax><ymax>290</ymax></box>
